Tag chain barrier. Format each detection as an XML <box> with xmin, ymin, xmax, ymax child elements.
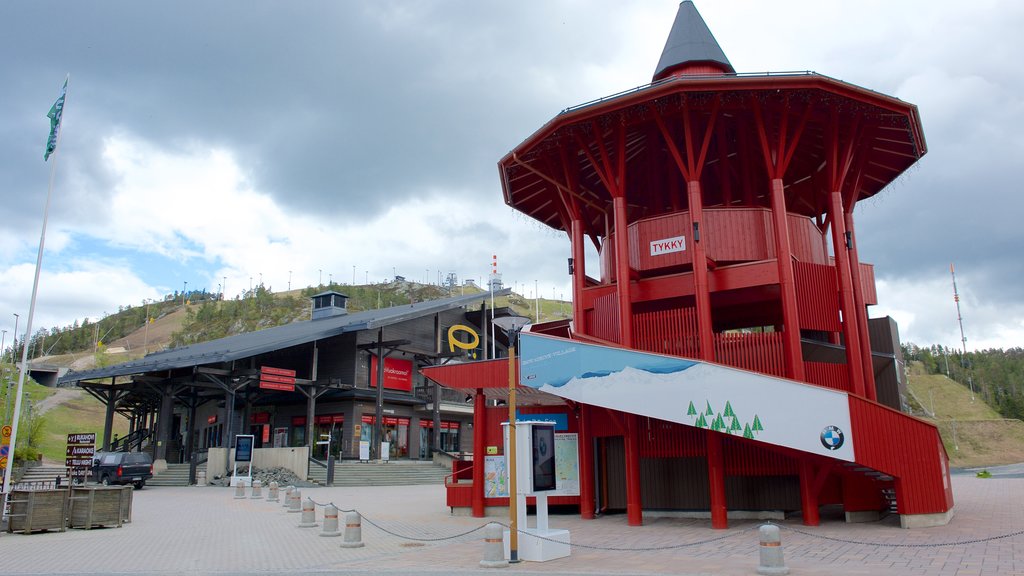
<box><xmin>777</xmin><ymin>524</ymin><xmax>1024</xmax><ymax>548</ymax></box>
<box><xmin>293</xmin><ymin>497</ymin><xmax>1022</xmax><ymax>551</ymax></box>
<box><xmin>488</xmin><ymin>521</ymin><xmax>759</xmax><ymax>551</ymax></box>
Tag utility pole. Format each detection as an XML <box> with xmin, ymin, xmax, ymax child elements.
<box><xmin>950</xmin><ymin>264</ymin><xmax>975</xmax><ymax>401</ymax></box>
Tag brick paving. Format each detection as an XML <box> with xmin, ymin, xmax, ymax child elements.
<box><xmin>0</xmin><ymin>474</ymin><xmax>1021</xmax><ymax>575</ymax></box>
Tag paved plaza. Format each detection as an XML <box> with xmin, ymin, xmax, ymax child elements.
<box><xmin>0</xmin><ymin>473</ymin><xmax>1022</xmax><ymax>576</ymax></box>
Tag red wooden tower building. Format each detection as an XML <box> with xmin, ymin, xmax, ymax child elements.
<box><xmin>425</xmin><ymin>0</ymin><xmax>953</xmax><ymax>529</ymax></box>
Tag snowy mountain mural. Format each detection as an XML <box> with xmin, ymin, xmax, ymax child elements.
<box><xmin>519</xmin><ymin>332</ymin><xmax>856</xmax><ymax>461</ymax></box>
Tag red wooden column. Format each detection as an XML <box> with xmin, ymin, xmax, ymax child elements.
<box><xmin>799</xmin><ymin>458</ymin><xmax>821</xmax><ymax>526</ymax></box>
<box><xmin>828</xmin><ymin>191</ymin><xmax>866</xmax><ymax>397</ymax></box>
<box><xmin>612</xmin><ymin>195</ymin><xmax>633</xmax><ymax>347</ymax></box>
<box><xmin>471</xmin><ymin>388</ymin><xmax>486</xmax><ymax>517</ymax></box>
<box><xmin>754</xmin><ymin>99</ymin><xmax>809</xmax><ymax>382</ymax></box>
<box><xmin>845</xmin><ymin>211</ymin><xmax>877</xmax><ymax>401</ymax></box>
<box><xmin>706</xmin><ymin>431</ymin><xmax>727</xmax><ymax>529</ymax></box>
<box><xmin>688</xmin><ymin>180</ymin><xmax>715</xmax><ymax>360</ymax></box>
<box><xmin>769</xmin><ymin>177</ymin><xmax>805</xmax><ymax>381</ymax></box>
<box><xmin>651</xmin><ymin>100</ymin><xmax>720</xmax><ymax>360</ymax></box>
<box><xmin>578</xmin><ymin>404</ymin><xmax>595</xmax><ymax>519</ymax></box>
<box><xmin>571</xmin><ymin>218</ymin><xmax>587</xmax><ymax>336</ymax></box>
<box><xmin>625</xmin><ymin>413</ymin><xmax>643</xmax><ymax>526</ymax></box>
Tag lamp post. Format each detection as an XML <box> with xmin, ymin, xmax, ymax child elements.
<box><xmin>492</xmin><ymin>314</ymin><xmax>530</xmax><ymax>564</ymax></box>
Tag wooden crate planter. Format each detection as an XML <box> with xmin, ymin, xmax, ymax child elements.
<box><xmin>68</xmin><ymin>486</ymin><xmax>132</xmax><ymax>529</ymax></box>
<box><xmin>6</xmin><ymin>489</ymin><xmax>69</xmax><ymax>534</ymax></box>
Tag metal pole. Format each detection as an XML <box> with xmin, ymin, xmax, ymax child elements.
<box><xmin>507</xmin><ymin>338</ymin><xmax>519</xmax><ymax>563</ymax></box>
<box><xmin>375</xmin><ymin>328</ymin><xmax>385</xmax><ymax>461</ymax></box>
<box><xmin>950</xmin><ymin>263</ymin><xmax>974</xmax><ymax>401</ymax></box>
<box><xmin>3</xmin><ymin>75</ymin><xmax>69</xmax><ymax>510</ymax></box>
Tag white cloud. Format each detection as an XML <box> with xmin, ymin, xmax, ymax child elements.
<box><xmin>874</xmin><ymin>275</ymin><xmax>1024</xmax><ymax>351</ymax></box>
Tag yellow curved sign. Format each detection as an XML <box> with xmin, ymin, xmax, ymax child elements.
<box><xmin>448</xmin><ymin>324</ymin><xmax>480</xmax><ymax>353</ymax></box>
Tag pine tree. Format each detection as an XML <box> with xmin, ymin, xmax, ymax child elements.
<box><xmin>752</xmin><ymin>414</ymin><xmax>763</xmax><ymax>433</ymax></box>
<box><xmin>743</xmin><ymin>423</ymin><xmax>754</xmax><ymax>439</ymax></box>
<box><xmin>705</xmin><ymin>400</ymin><xmax>714</xmax><ymax>416</ymax></box>
<box><xmin>729</xmin><ymin>417</ymin><xmax>741</xmax><ymax>433</ymax></box>
<box><xmin>723</xmin><ymin>401</ymin><xmax>735</xmax><ymax>418</ymax></box>
<box><xmin>696</xmin><ymin>413</ymin><xmax>707</xmax><ymax>428</ymax></box>
<box><xmin>687</xmin><ymin>401</ymin><xmax>697</xmax><ymax>417</ymax></box>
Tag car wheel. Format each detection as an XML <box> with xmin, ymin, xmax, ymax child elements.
<box><xmin>101</xmin><ymin>475</ymin><xmax>110</xmax><ymax>486</ymax></box>
<box><xmin>134</xmin><ymin>481</ymin><xmax>144</xmax><ymax>489</ymax></box>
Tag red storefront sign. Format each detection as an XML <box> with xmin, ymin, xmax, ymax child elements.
<box><xmin>251</xmin><ymin>412</ymin><xmax>271</xmax><ymax>424</ymax></box>
<box><xmin>292</xmin><ymin>416</ymin><xmax>306</xmax><ymax>426</ymax></box>
<box><xmin>260</xmin><ymin>366</ymin><xmax>296</xmax><ymax>392</ymax></box>
<box><xmin>207</xmin><ymin>414</ymin><xmax>218</xmax><ymax>424</ymax></box>
<box><xmin>369</xmin><ymin>357</ymin><xmax>413</xmax><ymax>392</ymax></box>
<box><xmin>315</xmin><ymin>414</ymin><xmax>345</xmax><ymax>425</ymax></box>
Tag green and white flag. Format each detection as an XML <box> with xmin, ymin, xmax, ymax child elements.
<box><xmin>44</xmin><ymin>78</ymin><xmax>67</xmax><ymax>161</ymax></box>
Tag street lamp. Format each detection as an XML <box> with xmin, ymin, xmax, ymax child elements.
<box><xmin>492</xmin><ymin>314</ymin><xmax>530</xmax><ymax>564</ymax></box>
<box><xmin>182</xmin><ymin>281</ymin><xmax>188</xmax><ymax>305</ymax></box>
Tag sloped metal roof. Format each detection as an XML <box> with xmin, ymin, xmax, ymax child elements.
<box><xmin>60</xmin><ymin>289</ymin><xmax>509</xmax><ymax>384</ymax></box>
<box><xmin>653</xmin><ymin>0</ymin><xmax>735</xmax><ymax>80</ymax></box>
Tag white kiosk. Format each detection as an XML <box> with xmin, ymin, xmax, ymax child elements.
<box><xmin>230</xmin><ymin>434</ymin><xmax>254</xmax><ymax>487</ymax></box>
<box><xmin>501</xmin><ymin>421</ymin><xmax>571</xmax><ymax>562</ymax></box>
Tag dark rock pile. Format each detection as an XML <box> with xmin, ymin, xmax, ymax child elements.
<box><xmin>207</xmin><ymin>466</ymin><xmax>316</xmax><ymax>487</ymax></box>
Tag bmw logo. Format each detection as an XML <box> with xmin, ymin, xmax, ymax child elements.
<box><xmin>820</xmin><ymin>426</ymin><xmax>845</xmax><ymax>450</ymax></box>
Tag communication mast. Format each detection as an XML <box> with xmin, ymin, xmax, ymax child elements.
<box><xmin>950</xmin><ymin>263</ymin><xmax>975</xmax><ymax>400</ymax></box>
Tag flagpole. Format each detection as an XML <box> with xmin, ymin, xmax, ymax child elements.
<box><xmin>2</xmin><ymin>74</ymin><xmax>69</xmax><ymax>513</ymax></box>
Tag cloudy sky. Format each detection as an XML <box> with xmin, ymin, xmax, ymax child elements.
<box><xmin>1</xmin><ymin>0</ymin><xmax>1022</xmax><ymax>354</ymax></box>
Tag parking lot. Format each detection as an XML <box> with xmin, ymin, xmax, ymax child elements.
<box><xmin>0</xmin><ymin>473</ymin><xmax>1022</xmax><ymax>575</ymax></box>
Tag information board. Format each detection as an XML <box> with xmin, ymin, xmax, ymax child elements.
<box><xmin>235</xmin><ymin>435</ymin><xmax>254</xmax><ymax>462</ymax></box>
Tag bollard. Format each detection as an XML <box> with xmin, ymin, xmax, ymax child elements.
<box><xmin>298</xmin><ymin>498</ymin><xmax>318</xmax><ymax>528</ymax></box>
<box><xmin>197</xmin><ymin>470</ymin><xmax>207</xmax><ymax>487</ymax></box>
<box><xmin>267</xmin><ymin>481</ymin><xmax>279</xmax><ymax>502</ymax></box>
<box><xmin>320</xmin><ymin>504</ymin><xmax>341</xmax><ymax>537</ymax></box>
<box><xmin>251</xmin><ymin>479</ymin><xmax>263</xmax><ymax>499</ymax></box>
<box><xmin>479</xmin><ymin>522</ymin><xmax>509</xmax><ymax>568</ymax></box>
<box><xmin>756</xmin><ymin>524</ymin><xmax>789</xmax><ymax>575</ymax></box>
<box><xmin>287</xmin><ymin>489</ymin><xmax>303</xmax><ymax>513</ymax></box>
<box><xmin>234</xmin><ymin>479</ymin><xmax>247</xmax><ymax>499</ymax></box>
<box><xmin>282</xmin><ymin>486</ymin><xmax>294</xmax><ymax>508</ymax></box>
<box><xmin>339</xmin><ymin>511</ymin><xmax>365</xmax><ymax>548</ymax></box>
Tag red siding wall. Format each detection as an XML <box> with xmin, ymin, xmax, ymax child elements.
<box><xmin>632</xmin><ymin>306</ymin><xmax>700</xmax><ymax>359</ymax></box>
<box><xmin>794</xmin><ymin>261</ymin><xmax>841</xmax><ymax>332</ymax></box>
<box><xmin>804</xmin><ymin>361</ymin><xmax>850</xmax><ymax>392</ymax></box>
<box><xmin>591</xmin><ymin>291</ymin><xmax>621</xmax><ymax>343</ymax></box>
<box><xmin>848</xmin><ymin>396</ymin><xmax>954</xmax><ymax>515</ymax></box>
<box><xmin>859</xmin><ymin>263</ymin><xmax>877</xmax><ymax>305</ymax></box>
<box><xmin>713</xmin><ymin>332</ymin><xmax>786</xmax><ymax>377</ymax></box>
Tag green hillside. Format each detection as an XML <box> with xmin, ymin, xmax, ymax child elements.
<box><xmin>906</xmin><ymin>362</ymin><xmax>1024</xmax><ymax>468</ymax></box>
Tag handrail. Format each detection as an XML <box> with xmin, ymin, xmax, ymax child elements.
<box><xmin>308</xmin><ymin>456</ymin><xmax>327</xmax><ymax>470</ymax></box>
<box><xmin>444</xmin><ymin>461</ymin><xmax>474</xmax><ymax>486</ymax></box>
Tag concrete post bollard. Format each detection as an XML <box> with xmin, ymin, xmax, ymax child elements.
<box><xmin>282</xmin><ymin>486</ymin><xmax>294</xmax><ymax>508</ymax></box>
<box><xmin>757</xmin><ymin>524</ymin><xmax>789</xmax><ymax>575</ymax></box>
<box><xmin>197</xmin><ymin>470</ymin><xmax>207</xmax><ymax>487</ymax></box>
<box><xmin>234</xmin><ymin>479</ymin><xmax>247</xmax><ymax>499</ymax></box>
<box><xmin>251</xmin><ymin>479</ymin><xmax>263</xmax><ymax>499</ymax></box>
<box><xmin>479</xmin><ymin>522</ymin><xmax>509</xmax><ymax>568</ymax></box>
<box><xmin>267</xmin><ymin>481</ymin><xmax>279</xmax><ymax>502</ymax></box>
<box><xmin>320</xmin><ymin>504</ymin><xmax>341</xmax><ymax>537</ymax></box>
<box><xmin>339</xmin><ymin>511</ymin><xmax>365</xmax><ymax>548</ymax></box>
<box><xmin>298</xmin><ymin>498</ymin><xmax>318</xmax><ymax>527</ymax></box>
<box><xmin>287</xmin><ymin>489</ymin><xmax>302</xmax><ymax>513</ymax></box>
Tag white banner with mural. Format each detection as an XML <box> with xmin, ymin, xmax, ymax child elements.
<box><xmin>518</xmin><ymin>333</ymin><xmax>855</xmax><ymax>462</ymax></box>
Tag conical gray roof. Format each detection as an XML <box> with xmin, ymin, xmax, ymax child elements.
<box><xmin>653</xmin><ymin>0</ymin><xmax>735</xmax><ymax>80</ymax></box>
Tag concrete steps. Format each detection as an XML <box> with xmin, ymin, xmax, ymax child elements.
<box><xmin>15</xmin><ymin>465</ymin><xmax>70</xmax><ymax>488</ymax></box>
<box><xmin>311</xmin><ymin>461</ymin><xmax>450</xmax><ymax>487</ymax></box>
<box><xmin>148</xmin><ymin>462</ymin><xmax>202</xmax><ymax>487</ymax></box>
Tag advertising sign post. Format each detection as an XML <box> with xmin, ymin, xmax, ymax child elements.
<box><xmin>501</xmin><ymin>421</ymin><xmax>571</xmax><ymax>562</ymax></box>
<box><xmin>231</xmin><ymin>434</ymin><xmax>254</xmax><ymax>487</ymax></box>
